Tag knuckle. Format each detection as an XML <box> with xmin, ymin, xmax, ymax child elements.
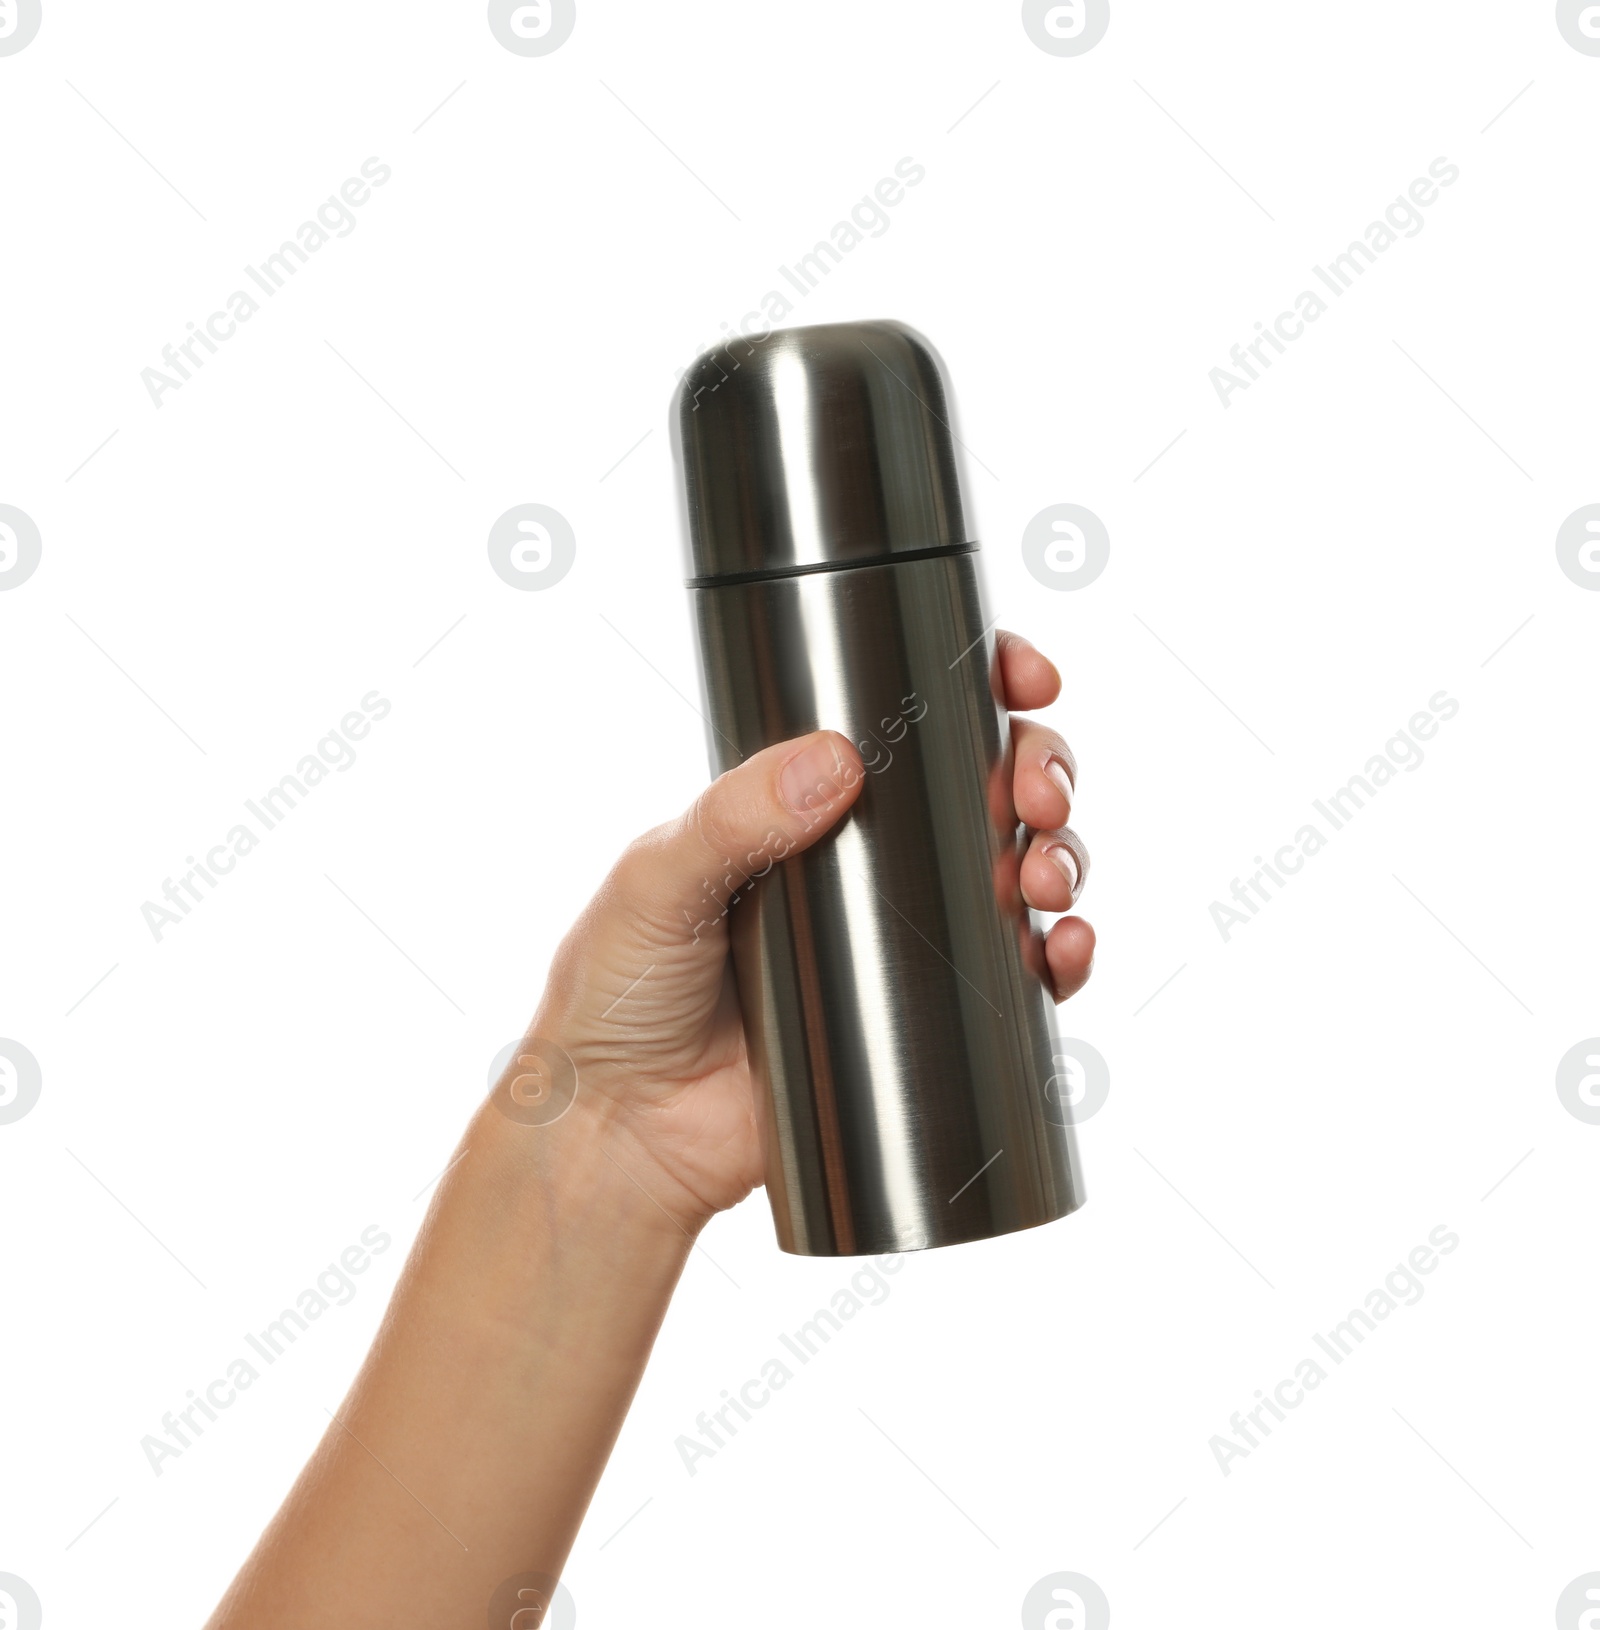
<box><xmin>608</xmin><ymin>827</ymin><xmax>671</xmax><ymax>899</ymax></box>
<box><xmin>1016</xmin><ymin>716</ymin><xmax>1073</xmax><ymax>759</ymax></box>
<box><xmin>687</xmin><ymin>787</ymin><xmax>742</xmax><ymax>866</ymax></box>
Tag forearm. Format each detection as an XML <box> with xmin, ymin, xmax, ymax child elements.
<box><xmin>206</xmin><ymin>1092</ymin><xmax>693</xmax><ymax>1629</ymax></box>
<box><xmin>205</xmin><ymin>657</ymin><xmax>1086</xmax><ymax>1626</ymax></box>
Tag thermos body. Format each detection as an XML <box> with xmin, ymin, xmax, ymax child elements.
<box><xmin>674</xmin><ymin>320</ymin><xmax>1085</xmax><ymax>1256</ymax></box>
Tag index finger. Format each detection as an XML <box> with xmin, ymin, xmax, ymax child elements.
<box><xmin>996</xmin><ymin>630</ymin><xmax>1061</xmax><ymax>713</ymax></box>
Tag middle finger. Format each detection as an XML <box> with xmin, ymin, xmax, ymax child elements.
<box><xmin>1011</xmin><ymin>716</ymin><xmax>1077</xmax><ymax>831</ymax></box>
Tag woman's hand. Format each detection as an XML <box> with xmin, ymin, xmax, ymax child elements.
<box><xmin>208</xmin><ymin>629</ymin><xmax>1096</xmax><ymax>1630</ymax></box>
<box><xmin>520</xmin><ymin>630</ymin><xmax>1094</xmax><ymax>1234</ymax></box>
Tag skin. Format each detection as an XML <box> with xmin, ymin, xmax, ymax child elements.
<box><xmin>206</xmin><ymin>630</ymin><xmax>1093</xmax><ymax>1630</ymax></box>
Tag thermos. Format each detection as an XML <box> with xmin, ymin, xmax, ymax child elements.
<box><xmin>672</xmin><ymin>319</ymin><xmax>1085</xmax><ymax>1256</ymax></box>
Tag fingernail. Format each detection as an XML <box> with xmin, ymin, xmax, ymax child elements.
<box><xmin>1044</xmin><ymin>756</ymin><xmax>1075</xmax><ymax>806</ymax></box>
<box><xmin>781</xmin><ymin>734</ymin><xmax>844</xmax><ymax>814</ymax></box>
<box><xmin>1044</xmin><ymin>842</ymin><xmax>1080</xmax><ymax>898</ymax></box>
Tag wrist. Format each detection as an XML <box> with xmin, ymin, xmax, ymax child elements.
<box><xmin>467</xmin><ymin>1080</ymin><xmax>703</xmax><ymax>1262</ymax></box>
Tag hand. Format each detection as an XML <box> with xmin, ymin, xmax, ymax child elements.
<box><xmin>521</xmin><ymin>630</ymin><xmax>1094</xmax><ymax>1233</ymax></box>
<box><xmin>206</xmin><ymin>633</ymin><xmax>1096</xmax><ymax>1628</ymax></box>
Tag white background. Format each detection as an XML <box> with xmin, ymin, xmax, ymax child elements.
<box><xmin>2</xmin><ymin>2</ymin><xmax>1597</xmax><ymax>1626</ymax></box>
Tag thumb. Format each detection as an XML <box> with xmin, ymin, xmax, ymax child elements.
<box><xmin>627</xmin><ymin>730</ymin><xmax>864</xmax><ymax>940</ymax></box>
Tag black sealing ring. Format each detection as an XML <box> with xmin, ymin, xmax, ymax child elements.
<box><xmin>686</xmin><ymin>539</ymin><xmax>979</xmax><ymax>590</ymax></box>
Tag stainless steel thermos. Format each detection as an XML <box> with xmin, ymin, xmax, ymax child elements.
<box><xmin>672</xmin><ymin>319</ymin><xmax>1084</xmax><ymax>1256</ymax></box>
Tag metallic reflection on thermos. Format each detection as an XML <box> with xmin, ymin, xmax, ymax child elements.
<box><xmin>672</xmin><ymin>320</ymin><xmax>1084</xmax><ymax>1256</ymax></box>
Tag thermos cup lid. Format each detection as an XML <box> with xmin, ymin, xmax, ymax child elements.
<box><xmin>672</xmin><ymin>319</ymin><xmax>973</xmax><ymax>585</ymax></box>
